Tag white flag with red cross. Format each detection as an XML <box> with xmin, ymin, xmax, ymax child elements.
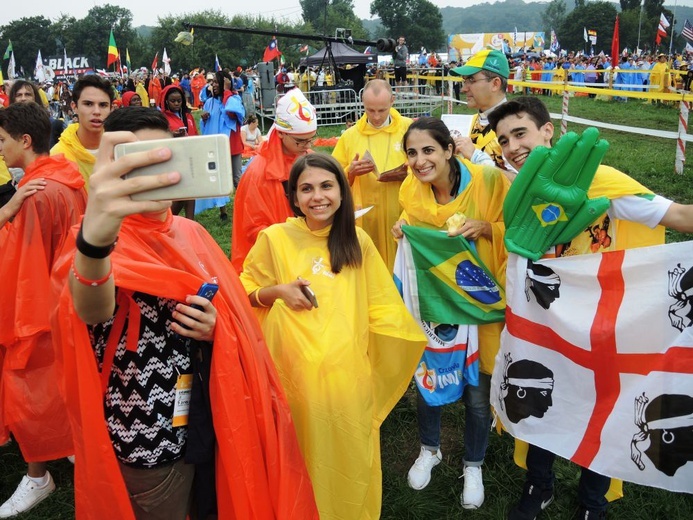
<box><xmin>491</xmin><ymin>242</ymin><xmax>693</xmax><ymax>493</ymax></box>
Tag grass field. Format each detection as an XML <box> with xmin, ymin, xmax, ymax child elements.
<box><xmin>2</xmin><ymin>93</ymin><xmax>693</xmax><ymax>519</ymax></box>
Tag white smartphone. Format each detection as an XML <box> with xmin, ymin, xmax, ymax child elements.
<box><xmin>114</xmin><ymin>134</ymin><xmax>233</xmax><ymax>201</ymax></box>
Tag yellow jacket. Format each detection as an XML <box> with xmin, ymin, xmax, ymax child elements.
<box><xmin>50</xmin><ymin>124</ymin><xmax>96</xmax><ymax>185</ymax></box>
<box><xmin>399</xmin><ymin>157</ymin><xmax>510</xmax><ymax>375</ymax></box>
<box><xmin>332</xmin><ymin>108</ymin><xmax>412</xmax><ymax>271</ymax></box>
<box><xmin>240</xmin><ymin>218</ymin><xmax>425</xmax><ymax>519</ymax></box>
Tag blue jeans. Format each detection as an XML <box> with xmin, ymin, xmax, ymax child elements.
<box><xmin>417</xmin><ymin>372</ymin><xmax>491</xmax><ymax>467</ymax></box>
<box><xmin>525</xmin><ymin>444</ymin><xmax>610</xmax><ymax>512</ymax></box>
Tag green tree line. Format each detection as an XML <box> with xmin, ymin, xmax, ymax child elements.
<box><xmin>0</xmin><ymin>1</ymin><xmax>446</xmax><ymax>78</ymax></box>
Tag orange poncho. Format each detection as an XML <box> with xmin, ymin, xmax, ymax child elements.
<box><xmin>231</xmin><ymin>129</ymin><xmax>310</xmax><ymax>273</ymax></box>
<box><xmin>51</xmin><ymin>211</ymin><xmax>318</xmax><ymax>520</ymax></box>
<box><xmin>0</xmin><ymin>155</ymin><xmax>86</xmax><ymax>460</ymax></box>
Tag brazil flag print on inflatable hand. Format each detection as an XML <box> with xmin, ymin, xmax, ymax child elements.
<box><xmin>503</xmin><ymin>127</ymin><xmax>611</xmax><ymax>261</ymax></box>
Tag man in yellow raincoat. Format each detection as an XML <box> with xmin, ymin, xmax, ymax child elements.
<box><xmin>332</xmin><ymin>79</ymin><xmax>411</xmax><ymax>271</ymax></box>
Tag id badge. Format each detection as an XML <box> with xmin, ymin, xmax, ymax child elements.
<box><xmin>172</xmin><ymin>374</ymin><xmax>193</xmax><ymax>427</ymax></box>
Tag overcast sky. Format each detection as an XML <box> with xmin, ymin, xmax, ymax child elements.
<box><xmin>4</xmin><ymin>1</ymin><xmax>693</xmax><ymax>30</ymax></box>
<box><xmin>4</xmin><ymin>0</ymin><xmax>532</xmax><ymax>28</ymax></box>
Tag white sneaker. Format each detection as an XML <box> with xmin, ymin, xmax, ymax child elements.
<box><xmin>407</xmin><ymin>447</ymin><xmax>442</xmax><ymax>490</ymax></box>
<box><xmin>0</xmin><ymin>472</ymin><xmax>56</xmax><ymax>518</ymax></box>
<box><xmin>461</xmin><ymin>465</ymin><xmax>484</xmax><ymax>509</ymax></box>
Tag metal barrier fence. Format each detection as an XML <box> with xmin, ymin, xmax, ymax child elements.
<box><xmin>254</xmin><ymin>83</ymin><xmax>444</xmax><ymax>128</ymax></box>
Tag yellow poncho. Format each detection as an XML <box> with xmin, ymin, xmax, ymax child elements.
<box><xmin>0</xmin><ymin>157</ymin><xmax>10</xmax><ymax>185</ymax></box>
<box><xmin>399</xmin><ymin>157</ymin><xmax>510</xmax><ymax>375</ymax></box>
<box><xmin>649</xmin><ymin>61</ymin><xmax>670</xmax><ymax>92</ymax></box>
<box><xmin>240</xmin><ymin>218</ymin><xmax>425</xmax><ymax>520</ymax></box>
<box><xmin>50</xmin><ymin>124</ymin><xmax>96</xmax><ymax>184</ymax></box>
<box><xmin>332</xmin><ymin>108</ymin><xmax>412</xmax><ymax>271</ymax></box>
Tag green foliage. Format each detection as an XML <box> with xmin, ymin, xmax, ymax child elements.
<box><xmin>0</xmin><ymin>16</ymin><xmax>54</xmax><ymax>76</ymax></box>
<box><xmin>440</xmin><ymin>1</ymin><xmax>556</xmax><ymax>37</ymax></box>
<box><xmin>644</xmin><ymin>0</ymin><xmax>666</xmax><ymax>19</ymax></box>
<box><xmin>69</xmin><ymin>5</ymin><xmax>138</xmax><ymax>70</ymax></box>
<box><xmin>370</xmin><ymin>0</ymin><xmax>445</xmax><ymax>53</ymax></box>
<box><xmin>620</xmin><ymin>0</ymin><xmax>641</xmax><ymax>11</ymax></box>
<box><xmin>541</xmin><ymin>0</ymin><xmax>568</xmax><ymax>36</ymax></box>
<box><xmin>299</xmin><ymin>0</ymin><xmax>368</xmax><ymax>41</ymax></box>
<box><xmin>558</xmin><ymin>2</ymin><xmax>618</xmax><ymax>53</ymax></box>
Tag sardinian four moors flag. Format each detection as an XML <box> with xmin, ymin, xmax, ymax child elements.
<box><xmin>394</xmin><ymin>226</ymin><xmax>505</xmax><ymax>406</ymax></box>
<box><xmin>490</xmin><ymin>242</ymin><xmax>693</xmax><ymax>493</ymax></box>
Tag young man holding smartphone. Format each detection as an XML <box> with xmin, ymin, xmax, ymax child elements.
<box><xmin>52</xmin><ymin>107</ymin><xmax>318</xmax><ymax>519</ymax></box>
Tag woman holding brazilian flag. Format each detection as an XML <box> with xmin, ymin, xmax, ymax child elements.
<box><xmin>392</xmin><ymin>116</ymin><xmax>510</xmax><ymax>509</ymax></box>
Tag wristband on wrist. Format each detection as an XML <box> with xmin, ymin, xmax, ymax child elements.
<box><xmin>76</xmin><ymin>223</ymin><xmax>118</xmax><ymax>259</ymax></box>
<box><xmin>71</xmin><ymin>258</ymin><xmax>113</xmax><ymax>287</ymax></box>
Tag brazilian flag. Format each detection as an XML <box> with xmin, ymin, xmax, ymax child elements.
<box><xmin>398</xmin><ymin>226</ymin><xmax>505</xmax><ymax>325</ymax></box>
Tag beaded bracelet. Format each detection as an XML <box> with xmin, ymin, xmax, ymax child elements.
<box><xmin>71</xmin><ymin>258</ymin><xmax>113</xmax><ymax>287</ymax></box>
<box><xmin>254</xmin><ymin>288</ymin><xmax>269</xmax><ymax>308</ymax></box>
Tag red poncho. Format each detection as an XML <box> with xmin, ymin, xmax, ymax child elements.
<box><xmin>231</xmin><ymin>129</ymin><xmax>310</xmax><ymax>273</ymax></box>
<box><xmin>51</xmin><ymin>211</ymin><xmax>318</xmax><ymax>520</ymax></box>
<box><xmin>158</xmin><ymin>84</ymin><xmax>198</xmax><ymax>136</ymax></box>
<box><xmin>0</xmin><ymin>155</ymin><xmax>86</xmax><ymax>460</ymax></box>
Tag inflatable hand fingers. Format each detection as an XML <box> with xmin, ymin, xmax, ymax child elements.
<box><xmin>504</xmin><ymin>128</ymin><xmax>610</xmax><ymax>260</ymax></box>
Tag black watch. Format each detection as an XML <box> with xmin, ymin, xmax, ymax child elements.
<box><xmin>76</xmin><ymin>223</ymin><xmax>118</xmax><ymax>259</ymax></box>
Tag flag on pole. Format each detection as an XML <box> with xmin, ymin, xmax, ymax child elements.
<box><xmin>656</xmin><ymin>13</ymin><xmax>670</xmax><ymax>45</ymax></box>
<box><xmin>491</xmin><ymin>243</ymin><xmax>693</xmax><ymax>494</ymax></box>
<box><xmin>35</xmin><ymin>50</ymin><xmax>45</xmax><ymax>82</ymax></box>
<box><xmin>611</xmin><ymin>15</ymin><xmax>620</xmax><ymax>61</ymax></box>
<box><xmin>262</xmin><ymin>36</ymin><xmax>282</xmax><ymax>62</ymax></box>
<box><xmin>550</xmin><ymin>30</ymin><xmax>560</xmax><ymax>53</ymax></box>
<box><xmin>151</xmin><ymin>52</ymin><xmax>159</xmax><ymax>72</ymax></box>
<box><xmin>126</xmin><ymin>48</ymin><xmax>131</xmax><ymax>74</ymax></box>
<box><xmin>8</xmin><ymin>51</ymin><xmax>16</xmax><ymax>79</ymax></box>
<box><xmin>392</xmin><ymin>226</ymin><xmax>505</xmax><ymax>325</ymax></box>
<box><xmin>3</xmin><ymin>41</ymin><xmax>12</xmax><ymax>60</ymax></box>
<box><xmin>682</xmin><ymin>19</ymin><xmax>693</xmax><ymax>42</ymax></box>
<box><xmin>162</xmin><ymin>47</ymin><xmax>171</xmax><ymax>76</ymax></box>
<box><xmin>583</xmin><ymin>27</ymin><xmax>588</xmax><ymax>43</ymax></box>
<box><xmin>214</xmin><ymin>54</ymin><xmax>221</xmax><ymax>72</ymax></box>
<box><xmin>514</xmin><ymin>27</ymin><xmax>518</xmax><ymax>46</ymax></box>
<box><xmin>107</xmin><ymin>29</ymin><xmax>119</xmax><ymax>68</ymax></box>
<box><xmin>63</xmin><ymin>47</ymin><xmax>70</xmax><ymax>75</ymax></box>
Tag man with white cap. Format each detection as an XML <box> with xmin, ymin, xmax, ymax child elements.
<box><xmin>231</xmin><ymin>88</ymin><xmax>317</xmax><ymax>273</ymax></box>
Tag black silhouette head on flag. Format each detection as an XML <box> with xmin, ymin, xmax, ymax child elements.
<box><xmin>500</xmin><ymin>354</ymin><xmax>555</xmax><ymax>423</ymax></box>
<box><xmin>525</xmin><ymin>260</ymin><xmax>561</xmax><ymax>310</ymax></box>
<box><xmin>632</xmin><ymin>393</ymin><xmax>693</xmax><ymax>477</ymax></box>
<box><xmin>668</xmin><ymin>263</ymin><xmax>693</xmax><ymax>331</ymax></box>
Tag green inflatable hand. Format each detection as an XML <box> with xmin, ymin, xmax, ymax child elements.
<box><xmin>503</xmin><ymin>127</ymin><xmax>611</xmax><ymax>261</ymax></box>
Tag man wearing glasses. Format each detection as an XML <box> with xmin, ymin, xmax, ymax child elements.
<box><xmin>231</xmin><ymin>89</ymin><xmax>318</xmax><ymax>272</ymax></box>
<box><xmin>450</xmin><ymin>49</ymin><xmax>513</xmax><ymax>178</ymax></box>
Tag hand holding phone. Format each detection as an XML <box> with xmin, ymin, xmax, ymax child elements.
<box><xmin>191</xmin><ymin>282</ymin><xmax>219</xmax><ymax>310</ymax></box>
<box><xmin>114</xmin><ymin>134</ymin><xmax>233</xmax><ymax>201</ymax></box>
<box><xmin>176</xmin><ymin>282</ymin><xmax>219</xmax><ymax>340</ymax></box>
<box><xmin>300</xmin><ymin>284</ymin><xmax>318</xmax><ymax>308</ymax></box>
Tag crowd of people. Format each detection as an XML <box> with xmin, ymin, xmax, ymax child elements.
<box><xmin>1</xmin><ymin>45</ymin><xmax>693</xmax><ymax>520</ymax></box>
